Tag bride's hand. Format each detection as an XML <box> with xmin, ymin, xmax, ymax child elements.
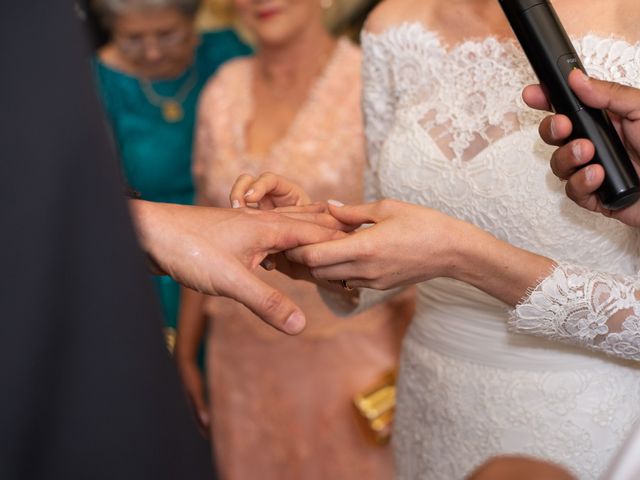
<box><xmin>285</xmin><ymin>199</ymin><xmax>474</xmax><ymax>290</ymax></box>
<box><xmin>262</xmin><ymin>205</ymin><xmax>356</xmax><ymax>291</ymax></box>
<box><xmin>230</xmin><ymin>172</ymin><xmax>312</xmax><ymax>210</ymax></box>
<box><xmin>273</xmin><ymin>204</ymin><xmax>357</xmax><ymax>232</ymax></box>
<box><xmin>286</xmin><ymin>199</ymin><xmax>554</xmax><ymax>305</ymax></box>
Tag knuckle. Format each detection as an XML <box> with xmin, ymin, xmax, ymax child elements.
<box><xmin>260</xmin><ymin>209</ymin><xmax>279</xmax><ymax>221</ymax></box>
<box><xmin>607</xmin><ymin>80</ymin><xmax>623</xmax><ymax>97</ymax></box>
<box><xmin>378</xmin><ymin>198</ymin><xmax>394</xmax><ymax>211</ymax></box>
<box><xmin>309</xmin><ymin>268</ymin><xmax>321</xmax><ymax>279</ymax></box>
<box><xmin>549</xmin><ymin>153</ymin><xmax>561</xmax><ymax>176</ymax></box>
<box><xmin>259</xmin><ymin>172</ymin><xmax>278</xmax><ymax>189</ymax></box>
<box><xmin>564</xmin><ymin>181</ymin><xmax>578</xmax><ymax>201</ymax></box>
<box><xmin>260</xmin><ymin>289</ymin><xmax>287</xmax><ymax>317</ymax></box>
<box><xmin>361</xmin><ymin>265</ymin><xmax>379</xmax><ymax>281</ymax></box>
<box><xmin>359</xmin><ymin>238</ymin><xmax>376</xmax><ymax>259</ymax></box>
<box><xmin>551</xmin><ymin>150</ymin><xmax>570</xmax><ymax>178</ymax></box>
<box><xmin>302</xmin><ymin>249</ymin><xmax>320</xmax><ymax>267</ymax></box>
<box><xmin>538</xmin><ymin>117</ymin><xmax>551</xmax><ymax>141</ymax></box>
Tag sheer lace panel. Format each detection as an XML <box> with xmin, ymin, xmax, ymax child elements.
<box><xmin>362</xmin><ymin>25</ymin><xmax>640</xmax><ymax>165</ymax></box>
<box><xmin>511</xmin><ymin>264</ymin><xmax>640</xmax><ymax>362</ymax></box>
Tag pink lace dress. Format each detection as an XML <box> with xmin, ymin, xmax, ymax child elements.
<box><xmin>193</xmin><ymin>38</ymin><xmax>413</xmax><ymax>480</ymax></box>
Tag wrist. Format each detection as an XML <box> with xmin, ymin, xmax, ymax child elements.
<box><xmin>446</xmin><ymin>221</ymin><xmax>555</xmax><ymax>306</ymax></box>
<box><xmin>456</xmin><ymin>231</ymin><xmax>502</xmax><ymax>287</ymax></box>
<box><xmin>437</xmin><ymin>219</ymin><xmax>491</xmax><ymax>284</ymax></box>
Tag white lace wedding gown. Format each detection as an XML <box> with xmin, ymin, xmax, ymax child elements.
<box><xmin>355</xmin><ymin>24</ymin><xmax>640</xmax><ymax>479</ymax></box>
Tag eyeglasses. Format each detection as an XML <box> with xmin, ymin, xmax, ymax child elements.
<box><xmin>114</xmin><ymin>28</ymin><xmax>191</xmax><ymax>57</ymax></box>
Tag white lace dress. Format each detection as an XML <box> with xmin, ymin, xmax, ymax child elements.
<box><xmin>354</xmin><ymin>24</ymin><xmax>640</xmax><ymax>479</ymax></box>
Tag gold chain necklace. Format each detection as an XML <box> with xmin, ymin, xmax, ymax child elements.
<box><xmin>139</xmin><ymin>68</ymin><xmax>198</xmax><ymax>123</ymax></box>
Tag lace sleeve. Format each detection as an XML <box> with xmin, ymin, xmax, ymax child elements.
<box><xmin>361</xmin><ymin>32</ymin><xmax>395</xmax><ymax>202</ymax></box>
<box><xmin>509</xmin><ymin>263</ymin><xmax>640</xmax><ymax>361</ymax></box>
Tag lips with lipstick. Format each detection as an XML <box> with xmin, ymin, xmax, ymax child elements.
<box><xmin>256</xmin><ymin>6</ymin><xmax>282</xmax><ymax>20</ymax></box>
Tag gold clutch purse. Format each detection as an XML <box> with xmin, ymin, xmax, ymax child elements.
<box><xmin>353</xmin><ymin>371</ymin><xmax>396</xmax><ymax>444</ymax></box>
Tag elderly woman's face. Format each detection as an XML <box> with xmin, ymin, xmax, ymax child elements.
<box><xmin>112</xmin><ymin>7</ymin><xmax>197</xmax><ymax>78</ymax></box>
<box><xmin>234</xmin><ymin>0</ymin><xmax>324</xmax><ymax>46</ymax></box>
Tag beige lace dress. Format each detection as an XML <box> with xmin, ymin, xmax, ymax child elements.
<box><xmin>193</xmin><ymin>38</ymin><xmax>413</xmax><ymax>480</ymax></box>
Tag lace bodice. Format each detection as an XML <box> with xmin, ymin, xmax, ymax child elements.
<box><xmin>360</xmin><ymin>23</ymin><xmax>640</xmax><ymax>479</ymax></box>
<box><xmin>362</xmin><ymin>24</ymin><xmax>640</xmax><ymax>347</ymax></box>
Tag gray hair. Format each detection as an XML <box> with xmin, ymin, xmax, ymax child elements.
<box><xmin>92</xmin><ymin>0</ymin><xmax>201</xmax><ymax>27</ymax></box>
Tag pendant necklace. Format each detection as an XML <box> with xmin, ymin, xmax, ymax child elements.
<box><xmin>140</xmin><ymin>68</ymin><xmax>198</xmax><ymax>123</ymax></box>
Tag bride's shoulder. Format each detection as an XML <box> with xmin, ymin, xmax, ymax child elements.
<box><xmin>614</xmin><ymin>1</ymin><xmax>640</xmax><ymax>43</ymax></box>
<box><xmin>559</xmin><ymin>0</ymin><xmax>640</xmax><ymax>43</ymax></box>
<box><xmin>363</xmin><ymin>0</ymin><xmax>434</xmax><ymax>35</ymax></box>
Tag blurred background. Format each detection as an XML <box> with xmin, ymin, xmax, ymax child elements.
<box><xmin>199</xmin><ymin>0</ymin><xmax>377</xmax><ymax>39</ymax></box>
<box><xmin>85</xmin><ymin>0</ymin><xmax>381</xmax><ymax>47</ymax></box>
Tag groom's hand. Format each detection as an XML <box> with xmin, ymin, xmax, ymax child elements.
<box><xmin>130</xmin><ymin>201</ymin><xmax>345</xmax><ymax>334</ymax></box>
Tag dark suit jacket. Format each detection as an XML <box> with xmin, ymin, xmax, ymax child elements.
<box><xmin>0</xmin><ymin>3</ymin><xmax>213</xmax><ymax>478</ymax></box>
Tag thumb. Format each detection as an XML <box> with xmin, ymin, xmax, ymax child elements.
<box><xmin>326</xmin><ymin>200</ymin><xmax>381</xmax><ymax>226</ymax></box>
<box><xmin>570</xmin><ymin>69</ymin><xmax>640</xmax><ymax>119</ymax></box>
<box><xmin>221</xmin><ymin>262</ymin><xmax>306</xmax><ymax>335</ymax></box>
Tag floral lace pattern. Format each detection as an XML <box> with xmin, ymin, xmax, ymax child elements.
<box><xmin>360</xmin><ymin>23</ymin><xmax>640</xmax><ymax>479</ymax></box>
<box><xmin>395</xmin><ymin>333</ymin><xmax>640</xmax><ymax>480</ymax></box>
<box><xmin>511</xmin><ymin>264</ymin><xmax>640</xmax><ymax>362</ymax></box>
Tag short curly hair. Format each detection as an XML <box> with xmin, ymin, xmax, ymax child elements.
<box><xmin>92</xmin><ymin>0</ymin><xmax>202</xmax><ymax>27</ymax></box>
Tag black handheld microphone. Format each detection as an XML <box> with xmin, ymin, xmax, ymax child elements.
<box><xmin>499</xmin><ymin>0</ymin><xmax>640</xmax><ymax>210</ymax></box>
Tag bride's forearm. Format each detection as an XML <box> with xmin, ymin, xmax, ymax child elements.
<box><xmin>448</xmin><ymin>222</ymin><xmax>556</xmax><ymax>307</ymax></box>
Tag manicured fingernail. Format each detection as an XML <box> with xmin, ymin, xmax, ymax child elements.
<box><xmin>571</xmin><ymin>142</ymin><xmax>582</xmax><ymax>162</ymax></box>
<box><xmin>244</xmin><ymin>189</ymin><xmax>255</xmax><ymax>198</ymax></box>
<box><xmin>260</xmin><ymin>258</ymin><xmax>275</xmax><ymax>270</ymax></box>
<box><xmin>232</xmin><ymin>199</ymin><xmax>241</xmax><ymax>209</ymax></box>
<box><xmin>284</xmin><ymin>311</ymin><xmax>305</xmax><ymax>335</ymax></box>
<box><xmin>585</xmin><ymin>165</ymin><xmax>595</xmax><ymax>183</ymax></box>
<box><xmin>328</xmin><ymin>199</ymin><xmax>344</xmax><ymax>207</ymax></box>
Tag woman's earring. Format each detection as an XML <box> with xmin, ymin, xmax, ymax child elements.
<box><xmin>320</xmin><ymin>0</ymin><xmax>333</xmax><ymax>9</ymax></box>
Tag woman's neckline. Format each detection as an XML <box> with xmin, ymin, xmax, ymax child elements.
<box><xmin>361</xmin><ymin>21</ymin><xmax>640</xmax><ymax>54</ymax></box>
<box><xmin>95</xmin><ymin>43</ymin><xmax>197</xmax><ymax>84</ymax></box>
<box><xmin>239</xmin><ymin>37</ymin><xmax>352</xmax><ymax>161</ymax></box>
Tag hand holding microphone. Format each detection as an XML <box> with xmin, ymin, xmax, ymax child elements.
<box><xmin>499</xmin><ymin>0</ymin><xmax>640</xmax><ymax>210</ymax></box>
<box><xmin>523</xmin><ymin>69</ymin><xmax>640</xmax><ymax>227</ymax></box>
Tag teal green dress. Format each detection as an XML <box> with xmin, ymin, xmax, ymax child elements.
<box><xmin>94</xmin><ymin>30</ymin><xmax>251</xmax><ymax>340</ymax></box>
